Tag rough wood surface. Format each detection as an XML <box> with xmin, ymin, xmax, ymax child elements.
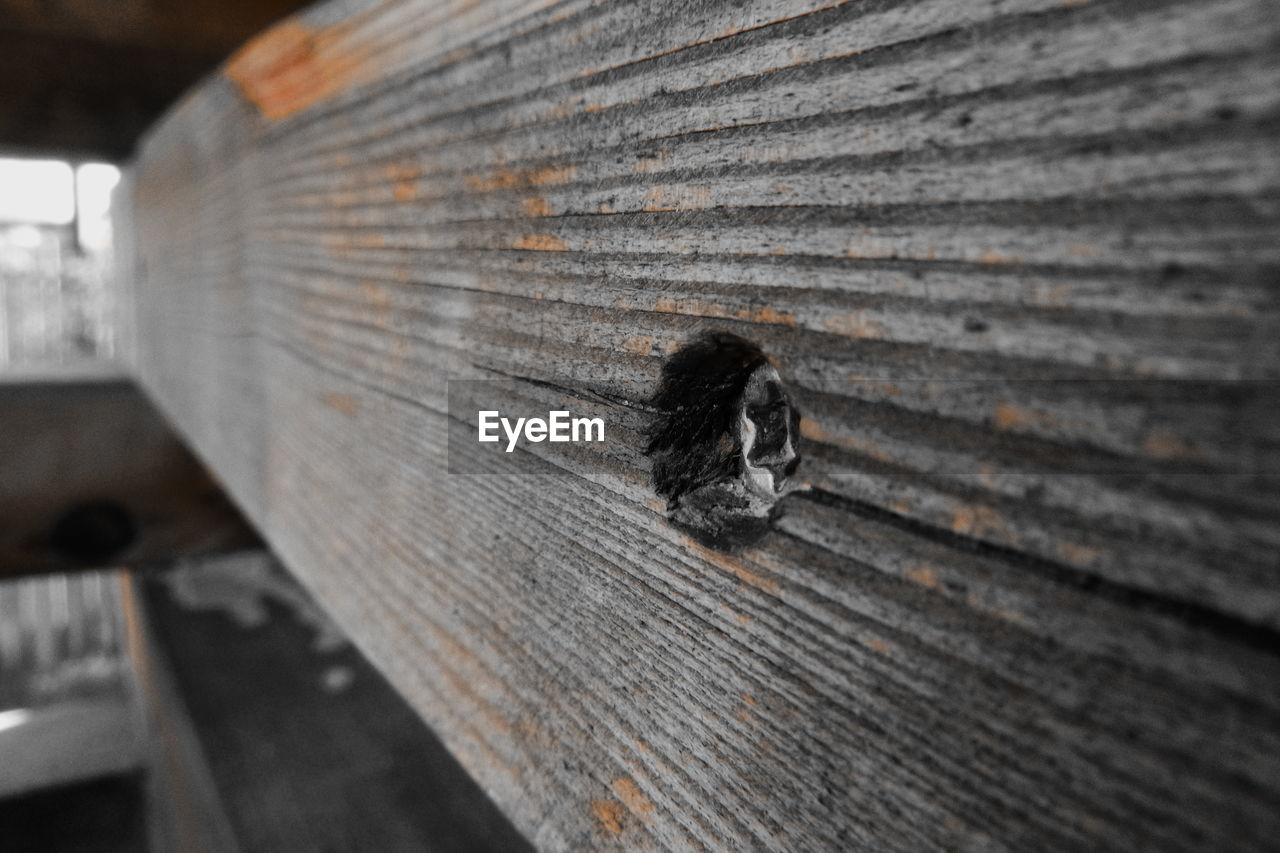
<box><xmin>122</xmin><ymin>0</ymin><xmax>1280</xmax><ymax>849</ymax></box>
<box><xmin>0</xmin><ymin>369</ymin><xmax>259</xmax><ymax>578</ymax></box>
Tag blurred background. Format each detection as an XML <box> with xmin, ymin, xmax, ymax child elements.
<box><xmin>0</xmin><ymin>157</ymin><xmax>118</xmax><ymax>365</ymax></box>
<box><xmin>0</xmin><ymin>3</ymin><xmax>530</xmax><ymax>850</ymax></box>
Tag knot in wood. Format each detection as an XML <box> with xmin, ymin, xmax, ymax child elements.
<box><xmin>645</xmin><ymin>331</ymin><xmax>801</xmax><ymax>551</ymax></box>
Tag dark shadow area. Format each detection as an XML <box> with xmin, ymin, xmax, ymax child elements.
<box><xmin>142</xmin><ymin>565</ymin><xmax>533</xmax><ymax>853</ymax></box>
<box><xmin>0</xmin><ymin>773</ymin><xmax>146</xmax><ymax>853</ymax></box>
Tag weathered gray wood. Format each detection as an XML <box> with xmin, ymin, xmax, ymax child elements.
<box><xmin>0</xmin><ymin>369</ymin><xmax>259</xmax><ymax>578</ymax></box>
<box><xmin>122</xmin><ymin>0</ymin><xmax>1280</xmax><ymax>849</ymax></box>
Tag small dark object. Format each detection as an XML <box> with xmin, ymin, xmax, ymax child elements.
<box><xmin>646</xmin><ymin>331</ymin><xmax>802</xmax><ymax>550</ymax></box>
<box><xmin>49</xmin><ymin>500</ymin><xmax>138</xmax><ymax>564</ymax></box>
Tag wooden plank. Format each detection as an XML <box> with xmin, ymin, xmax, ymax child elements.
<box><xmin>122</xmin><ymin>0</ymin><xmax>1280</xmax><ymax>849</ymax></box>
<box><xmin>0</xmin><ymin>370</ymin><xmax>259</xmax><ymax>579</ymax></box>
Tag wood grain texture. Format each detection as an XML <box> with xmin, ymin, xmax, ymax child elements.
<box><xmin>122</xmin><ymin>0</ymin><xmax>1280</xmax><ymax>849</ymax></box>
<box><xmin>0</xmin><ymin>369</ymin><xmax>259</xmax><ymax>578</ymax></box>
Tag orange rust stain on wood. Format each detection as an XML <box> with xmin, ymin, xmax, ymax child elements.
<box><xmin>642</xmin><ymin>186</ymin><xmax>672</xmax><ymax>211</ymax></box>
<box><xmin>951</xmin><ymin>505</ymin><xmax>981</xmax><ymax>535</ymax></box>
<box><xmin>905</xmin><ymin>565</ymin><xmax>940</xmax><ymax>590</ymax></box>
<box><xmin>225</xmin><ymin>19</ymin><xmax>377</xmax><ymax>121</ymax></box>
<box><xmin>643</xmin><ymin>185</ymin><xmax>711</xmax><ymax>211</ymax></box>
<box><xmin>800</xmin><ymin>418</ymin><xmax>894</xmax><ymax>462</ymax></box>
<box><xmin>799</xmin><ymin>417</ymin><xmax>831</xmax><ymax>443</ymax></box>
<box><xmin>823</xmin><ymin>311</ymin><xmax>888</xmax><ymax>339</ymax></box>
<box><xmin>980</xmin><ymin>250</ymin><xmax>1019</xmax><ymax>264</ymax></box>
<box><xmin>685</xmin><ymin>539</ymin><xmax>780</xmax><ymax>596</ymax></box>
<box><xmin>994</xmin><ymin>402</ymin><xmax>1058</xmax><ymax>432</ymax></box>
<box><xmin>622</xmin><ymin>335</ymin><xmax>655</xmax><ymax>355</ymax></box>
<box><xmin>431</xmin><ymin>656</ymin><xmax>516</xmax><ymax>738</ymax></box>
<box><xmin>386</xmin><ymin>163</ymin><xmax>419</xmax><ymax>201</ymax></box>
<box><xmin>864</xmin><ymin>635</ymin><xmax>889</xmax><ymax>654</ymax></box>
<box><xmin>951</xmin><ymin>505</ymin><xmax>1015</xmax><ymax>543</ymax></box>
<box><xmin>634</xmin><ymin>149</ymin><xmax>671</xmax><ymax>173</ymax></box>
<box><xmin>359</xmin><ymin>280</ymin><xmax>392</xmax><ymax>316</ymax></box>
<box><xmin>591</xmin><ymin>799</ymin><xmax>626</xmax><ymax>834</ymax></box>
<box><xmin>974</xmin><ymin>597</ymin><xmax>1037</xmax><ymax>630</ymax></box>
<box><xmin>611</xmin><ymin>777</ymin><xmax>655</xmax><ymax>817</ymax></box>
<box><xmin>466</xmin><ymin>165</ymin><xmax>577</xmax><ymax>192</ymax></box>
<box><xmin>1044</xmin><ymin>282</ymin><xmax>1072</xmax><ymax>307</ymax></box>
<box><xmin>523</xmin><ymin>196</ymin><xmax>553</xmax><ymax>216</ymax></box>
<box><xmin>440</xmin><ymin>45</ymin><xmax>473</xmax><ymax>65</ymax></box>
<box><xmin>1056</xmin><ymin>540</ymin><xmax>1101</xmax><ymax>566</ymax></box>
<box><xmin>327</xmin><ymin>232</ymin><xmax>386</xmax><ymax>255</ymax></box>
<box><xmin>319</xmin><ymin>392</ymin><xmax>361</xmax><ymax>417</ymax></box>
<box><xmin>750</xmin><ymin>306</ymin><xmax>795</xmax><ymax>325</ymax></box>
<box><xmin>1140</xmin><ymin>428</ymin><xmax>1204</xmax><ymax>461</ymax></box>
<box><xmin>646</xmin><ymin>295</ymin><xmax>794</xmax><ymax>326</ymax></box>
<box><xmin>358</xmin><ymin>277</ymin><xmax>386</xmax><ymax>303</ymax></box>
<box><xmin>514</xmin><ymin>234</ymin><xmax>568</xmax><ymax>251</ymax></box>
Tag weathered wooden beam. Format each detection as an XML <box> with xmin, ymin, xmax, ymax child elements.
<box><xmin>122</xmin><ymin>0</ymin><xmax>1280</xmax><ymax>849</ymax></box>
<box><xmin>0</xmin><ymin>367</ymin><xmax>259</xmax><ymax>578</ymax></box>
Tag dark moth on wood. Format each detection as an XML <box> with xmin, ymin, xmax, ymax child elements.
<box><xmin>646</xmin><ymin>331</ymin><xmax>802</xmax><ymax>550</ymax></box>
